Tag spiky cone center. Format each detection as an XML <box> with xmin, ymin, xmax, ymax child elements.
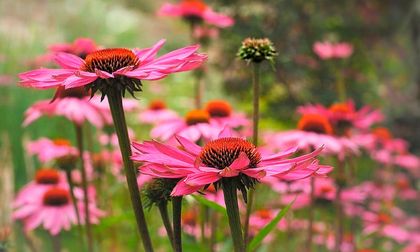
<box><xmin>82</xmin><ymin>48</ymin><xmax>139</xmax><ymax>73</ymax></box>
<box><xmin>205</xmin><ymin>100</ymin><xmax>232</xmax><ymax>118</ymax></box>
<box><xmin>238</xmin><ymin>37</ymin><xmax>277</xmax><ymax>63</ymax></box>
<box><xmin>42</xmin><ymin>188</ymin><xmax>70</xmax><ymax>206</ymax></box>
<box><xmin>53</xmin><ymin>138</ymin><xmax>71</xmax><ymax>146</ymax></box>
<box><xmin>255</xmin><ymin>209</ymin><xmax>272</xmax><ymax>220</ymax></box>
<box><xmin>35</xmin><ymin>168</ymin><xmax>60</xmax><ymax>185</ymax></box>
<box><xmin>181</xmin><ymin>0</ymin><xmax>207</xmax><ymax>12</ymax></box>
<box><xmin>372</xmin><ymin>127</ymin><xmax>392</xmax><ymax>141</ymax></box>
<box><xmin>297</xmin><ymin>114</ymin><xmax>333</xmax><ymax>135</ymax></box>
<box><xmin>329</xmin><ymin>103</ymin><xmax>352</xmax><ymax>115</ymax></box>
<box><xmin>377</xmin><ymin>213</ymin><xmax>392</xmax><ymax>224</ymax></box>
<box><xmin>148</xmin><ymin>100</ymin><xmax>167</xmax><ymax>111</ymax></box>
<box><xmin>185</xmin><ymin>109</ymin><xmax>210</xmax><ymax>125</ymax></box>
<box><xmin>199</xmin><ymin>137</ymin><xmax>261</xmax><ymax>200</ymax></box>
<box><xmin>181</xmin><ymin>210</ymin><xmax>197</xmax><ymax>226</ymax></box>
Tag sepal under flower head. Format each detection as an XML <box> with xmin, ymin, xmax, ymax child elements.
<box><xmin>237</xmin><ymin>38</ymin><xmax>277</xmax><ymax>63</ymax></box>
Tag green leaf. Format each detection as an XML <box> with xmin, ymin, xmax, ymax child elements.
<box><xmin>191</xmin><ymin>195</ymin><xmax>226</xmax><ymax>214</ymax></box>
<box><xmin>248</xmin><ymin>198</ymin><xmax>295</xmax><ymax>252</ymax></box>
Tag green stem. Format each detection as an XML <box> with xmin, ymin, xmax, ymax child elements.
<box><xmin>158</xmin><ymin>202</ymin><xmax>175</xmax><ymax>250</ymax></box>
<box><xmin>336</xmin><ymin>70</ymin><xmax>346</xmax><ymax>102</ymax></box>
<box><xmin>335</xmin><ymin>158</ymin><xmax>346</xmax><ymax>252</ymax></box>
<box><xmin>74</xmin><ymin>124</ymin><xmax>93</xmax><ymax>252</ymax></box>
<box><xmin>244</xmin><ymin>63</ymin><xmax>261</xmax><ymax>246</ymax></box>
<box><xmin>172</xmin><ymin>196</ymin><xmax>183</xmax><ymax>252</ymax></box>
<box><xmin>106</xmin><ymin>90</ymin><xmax>153</xmax><ymax>252</ymax></box>
<box><xmin>64</xmin><ymin>170</ymin><xmax>84</xmax><ymax>246</ymax></box>
<box><xmin>306</xmin><ymin>177</ymin><xmax>315</xmax><ymax>252</ymax></box>
<box><xmin>51</xmin><ymin>234</ymin><xmax>61</xmax><ymax>252</ymax></box>
<box><xmin>222</xmin><ymin>180</ymin><xmax>245</xmax><ymax>252</ymax></box>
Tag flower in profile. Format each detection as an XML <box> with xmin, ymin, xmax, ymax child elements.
<box><xmin>138</xmin><ymin>100</ymin><xmax>178</xmax><ymax>125</ymax></box>
<box><xmin>26</xmin><ymin>138</ymin><xmax>78</xmax><ymax>163</ymax></box>
<box><xmin>13</xmin><ymin>185</ymin><xmax>104</xmax><ymax>235</ymax></box>
<box><xmin>19</xmin><ymin>39</ymin><xmax>207</xmax><ymax>99</ymax></box>
<box><xmin>204</xmin><ymin>100</ymin><xmax>250</xmax><ymax>130</ymax></box>
<box><xmin>265</xmin><ymin>113</ymin><xmax>359</xmax><ymax>159</ymax></box>
<box><xmin>132</xmin><ymin>128</ymin><xmax>331</xmax><ymax>198</ymax></box>
<box><xmin>158</xmin><ymin>0</ymin><xmax>234</xmax><ymax>28</ymax></box>
<box><xmin>313</xmin><ymin>41</ymin><xmax>353</xmax><ymax>60</ymax></box>
<box><xmin>150</xmin><ymin>109</ymin><xmax>222</xmax><ymax>142</ymax></box>
<box><xmin>237</xmin><ymin>38</ymin><xmax>277</xmax><ymax>63</ymax></box>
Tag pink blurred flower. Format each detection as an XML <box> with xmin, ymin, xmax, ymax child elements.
<box><xmin>204</xmin><ymin>100</ymin><xmax>250</xmax><ymax>131</ymax></box>
<box><xmin>158</xmin><ymin>0</ymin><xmax>234</xmax><ymax>28</ymax></box>
<box><xmin>150</xmin><ymin>109</ymin><xmax>222</xmax><ymax>142</ymax></box>
<box><xmin>362</xmin><ymin>211</ymin><xmax>410</xmax><ymax>243</ymax></box>
<box><xmin>193</xmin><ymin>26</ymin><xmax>219</xmax><ymax>41</ymax></box>
<box><xmin>13</xmin><ymin>185</ymin><xmax>104</xmax><ymax>235</ymax></box>
<box><xmin>138</xmin><ymin>100</ymin><xmax>178</xmax><ymax>125</ymax></box>
<box><xmin>133</xmin><ymin>128</ymin><xmax>331</xmax><ymax>196</ymax></box>
<box><xmin>27</xmin><ymin>138</ymin><xmax>77</xmax><ymax>163</ymax></box>
<box><xmin>19</xmin><ymin>39</ymin><xmax>207</xmax><ymax>90</ymax></box>
<box><xmin>313</xmin><ymin>41</ymin><xmax>353</xmax><ymax>59</ymax></box>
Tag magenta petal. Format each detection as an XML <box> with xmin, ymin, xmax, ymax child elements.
<box><xmin>183</xmin><ymin>172</ymin><xmax>220</xmax><ymax>187</ymax></box>
<box><xmin>63</xmin><ymin>74</ymin><xmax>97</xmax><ymax>89</ymax></box>
<box><xmin>242</xmin><ymin>169</ymin><xmax>266</xmax><ymax>179</ymax></box>
<box><xmin>175</xmin><ymin>135</ymin><xmax>202</xmax><ymax>156</ymax></box>
<box><xmin>95</xmin><ymin>69</ymin><xmax>114</xmax><ymax>79</ymax></box>
<box><xmin>229</xmin><ymin>152</ymin><xmax>250</xmax><ymax>170</ymax></box>
<box><xmin>54</xmin><ymin>52</ymin><xmax>84</xmax><ymax>69</ymax></box>
<box><xmin>219</xmin><ymin>167</ymin><xmax>240</xmax><ymax>177</ymax></box>
<box><xmin>171</xmin><ymin>181</ymin><xmax>202</xmax><ymax>196</ymax></box>
<box><xmin>135</xmin><ymin>39</ymin><xmax>166</xmax><ymax>63</ymax></box>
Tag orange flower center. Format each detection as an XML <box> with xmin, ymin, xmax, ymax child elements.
<box><xmin>395</xmin><ymin>179</ymin><xmax>409</xmax><ymax>190</ymax></box>
<box><xmin>185</xmin><ymin>109</ymin><xmax>210</xmax><ymax>125</ymax></box>
<box><xmin>181</xmin><ymin>0</ymin><xmax>207</xmax><ymax>13</ymax></box>
<box><xmin>199</xmin><ymin>137</ymin><xmax>261</xmax><ymax>169</ymax></box>
<box><xmin>205</xmin><ymin>184</ymin><xmax>217</xmax><ymax>193</ymax></box>
<box><xmin>42</xmin><ymin>188</ymin><xmax>70</xmax><ymax>206</ymax></box>
<box><xmin>82</xmin><ymin>48</ymin><xmax>139</xmax><ymax>73</ymax></box>
<box><xmin>182</xmin><ymin>210</ymin><xmax>197</xmax><ymax>226</ymax></box>
<box><xmin>297</xmin><ymin>114</ymin><xmax>333</xmax><ymax>135</ymax></box>
<box><xmin>205</xmin><ymin>100</ymin><xmax>232</xmax><ymax>118</ymax></box>
<box><xmin>329</xmin><ymin>103</ymin><xmax>352</xmax><ymax>114</ymax></box>
<box><xmin>372</xmin><ymin>127</ymin><xmax>392</xmax><ymax>141</ymax></box>
<box><xmin>35</xmin><ymin>168</ymin><xmax>60</xmax><ymax>184</ymax></box>
<box><xmin>319</xmin><ymin>185</ymin><xmax>333</xmax><ymax>194</ymax></box>
<box><xmin>148</xmin><ymin>100</ymin><xmax>166</xmax><ymax>110</ymax></box>
<box><xmin>377</xmin><ymin>213</ymin><xmax>391</xmax><ymax>224</ymax></box>
<box><xmin>53</xmin><ymin>138</ymin><xmax>71</xmax><ymax>146</ymax></box>
<box><xmin>256</xmin><ymin>209</ymin><xmax>272</xmax><ymax>219</ymax></box>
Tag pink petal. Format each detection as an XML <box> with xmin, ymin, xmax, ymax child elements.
<box><xmin>229</xmin><ymin>152</ymin><xmax>250</xmax><ymax>170</ymax></box>
<box><xmin>54</xmin><ymin>52</ymin><xmax>84</xmax><ymax>69</ymax></box>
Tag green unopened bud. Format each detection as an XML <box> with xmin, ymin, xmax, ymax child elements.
<box><xmin>142</xmin><ymin>178</ymin><xmax>178</xmax><ymax>208</ymax></box>
<box><xmin>237</xmin><ymin>38</ymin><xmax>277</xmax><ymax>63</ymax></box>
<box><xmin>55</xmin><ymin>154</ymin><xmax>78</xmax><ymax>172</ymax></box>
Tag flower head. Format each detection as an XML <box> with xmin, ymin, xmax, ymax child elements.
<box><xmin>158</xmin><ymin>0</ymin><xmax>234</xmax><ymax>28</ymax></box>
<box><xmin>313</xmin><ymin>41</ymin><xmax>353</xmax><ymax>60</ymax></box>
<box><xmin>19</xmin><ymin>39</ymin><xmax>207</xmax><ymax>99</ymax></box>
<box><xmin>238</xmin><ymin>38</ymin><xmax>277</xmax><ymax>63</ymax></box>
<box><xmin>132</xmin><ymin>128</ymin><xmax>331</xmax><ymax>198</ymax></box>
<box><xmin>26</xmin><ymin>138</ymin><xmax>78</xmax><ymax>163</ymax></box>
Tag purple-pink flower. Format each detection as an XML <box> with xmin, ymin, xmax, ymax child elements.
<box><xmin>313</xmin><ymin>41</ymin><xmax>353</xmax><ymax>59</ymax></box>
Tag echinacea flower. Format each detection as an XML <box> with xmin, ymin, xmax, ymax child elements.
<box><xmin>313</xmin><ymin>41</ymin><xmax>353</xmax><ymax>60</ymax></box>
<box><xmin>132</xmin><ymin>128</ymin><xmax>331</xmax><ymax>197</ymax></box>
<box><xmin>150</xmin><ymin>109</ymin><xmax>222</xmax><ymax>142</ymax></box>
<box><xmin>265</xmin><ymin>113</ymin><xmax>359</xmax><ymax>159</ymax></box>
<box><xmin>27</xmin><ymin>138</ymin><xmax>78</xmax><ymax>163</ymax></box>
<box><xmin>204</xmin><ymin>100</ymin><xmax>250</xmax><ymax>130</ymax></box>
<box><xmin>158</xmin><ymin>0</ymin><xmax>234</xmax><ymax>28</ymax></box>
<box><xmin>13</xmin><ymin>185</ymin><xmax>104</xmax><ymax>235</ymax></box>
<box><xmin>19</xmin><ymin>39</ymin><xmax>207</xmax><ymax>99</ymax></box>
<box><xmin>138</xmin><ymin>100</ymin><xmax>178</xmax><ymax>124</ymax></box>
<box><xmin>237</xmin><ymin>38</ymin><xmax>277</xmax><ymax>63</ymax></box>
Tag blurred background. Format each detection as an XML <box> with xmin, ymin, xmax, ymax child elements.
<box><xmin>1</xmin><ymin>0</ymin><xmax>419</xmax><ymax>251</ymax></box>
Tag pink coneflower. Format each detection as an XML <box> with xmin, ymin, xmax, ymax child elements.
<box><xmin>13</xmin><ymin>186</ymin><xmax>104</xmax><ymax>235</ymax></box>
<box><xmin>158</xmin><ymin>0</ymin><xmax>234</xmax><ymax>28</ymax></box>
<box><xmin>362</xmin><ymin>211</ymin><xmax>411</xmax><ymax>243</ymax></box>
<box><xmin>313</xmin><ymin>41</ymin><xmax>353</xmax><ymax>60</ymax></box>
<box><xmin>150</xmin><ymin>109</ymin><xmax>222</xmax><ymax>142</ymax></box>
<box><xmin>265</xmin><ymin>113</ymin><xmax>358</xmax><ymax>159</ymax></box>
<box><xmin>19</xmin><ymin>39</ymin><xmax>207</xmax><ymax>98</ymax></box>
<box><xmin>204</xmin><ymin>100</ymin><xmax>250</xmax><ymax>130</ymax></box>
<box><xmin>27</xmin><ymin>138</ymin><xmax>78</xmax><ymax>163</ymax></box>
<box><xmin>138</xmin><ymin>100</ymin><xmax>178</xmax><ymax>125</ymax></box>
<box><xmin>132</xmin><ymin>128</ymin><xmax>331</xmax><ymax>197</ymax></box>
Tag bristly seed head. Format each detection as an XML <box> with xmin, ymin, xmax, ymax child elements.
<box><xmin>142</xmin><ymin>178</ymin><xmax>178</xmax><ymax>208</ymax></box>
<box><xmin>297</xmin><ymin>114</ymin><xmax>333</xmax><ymax>135</ymax></box>
<box><xmin>42</xmin><ymin>188</ymin><xmax>70</xmax><ymax>206</ymax></box>
<box><xmin>205</xmin><ymin>100</ymin><xmax>232</xmax><ymax>118</ymax></box>
<box><xmin>148</xmin><ymin>100</ymin><xmax>166</xmax><ymax>111</ymax></box>
<box><xmin>35</xmin><ymin>168</ymin><xmax>60</xmax><ymax>185</ymax></box>
<box><xmin>53</xmin><ymin>138</ymin><xmax>71</xmax><ymax>146</ymax></box>
<box><xmin>185</xmin><ymin>109</ymin><xmax>210</xmax><ymax>125</ymax></box>
<box><xmin>199</xmin><ymin>137</ymin><xmax>261</xmax><ymax>169</ymax></box>
<box><xmin>237</xmin><ymin>37</ymin><xmax>277</xmax><ymax>63</ymax></box>
<box><xmin>82</xmin><ymin>48</ymin><xmax>139</xmax><ymax>74</ymax></box>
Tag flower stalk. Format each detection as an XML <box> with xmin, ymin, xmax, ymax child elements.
<box><xmin>74</xmin><ymin>124</ymin><xmax>93</xmax><ymax>252</ymax></box>
<box><xmin>64</xmin><ymin>170</ymin><xmax>84</xmax><ymax>244</ymax></box>
<box><xmin>172</xmin><ymin>196</ymin><xmax>183</xmax><ymax>252</ymax></box>
<box><xmin>106</xmin><ymin>89</ymin><xmax>154</xmax><ymax>252</ymax></box>
<box><xmin>158</xmin><ymin>202</ymin><xmax>175</xmax><ymax>250</ymax></box>
<box><xmin>306</xmin><ymin>177</ymin><xmax>315</xmax><ymax>252</ymax></box>
<box><xmin>335</xmin><ymin>158</ymin><xmax>346</xmax><ymax>252</ymax></box>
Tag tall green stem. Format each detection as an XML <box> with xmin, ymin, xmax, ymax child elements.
<box><xmin>335</xmin><ymin>158</ymin><xmax>346</xmax><ymax>252</ymax></box>
<box><xmin>107</xmin><ymin>90</ymin><xmax>153</xmax><ymax>252</ymax></box>
<box><xmin>222</xmin><ymin>180</ymin><xmax>245</xmax><ymax>252</ymax></box>
<box><xmin>244</xmin><ymin>63</ymin><xmax>260</xmax><ymax>246</ymax></box>
<box><xmin>336</xmin><ymin>69</ymin><xmax>346</xmax><ymax>102</ymax></box>
<box><xmin>172</xmin><ymin>196</ymin><xmax>183</xmax><ymax>252</ymax></box>
<box><xmin>74</xmin><ymin>124</ymin><xmax>93</xmax><ymax>252</ymax></box>
<box><xmin>158</xmin><ymin>202</ymin><xmax>175</xmax><ymax>250</ymax></box>
<box><xmin>51</xmin><ymin>234</ymin><xmax>61</xmax><ymax>252</ymax></box>
<box><xmin>306</xmin><ymin>177</ymin><xmax>315</xmax><ymax>252</ymax></box>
